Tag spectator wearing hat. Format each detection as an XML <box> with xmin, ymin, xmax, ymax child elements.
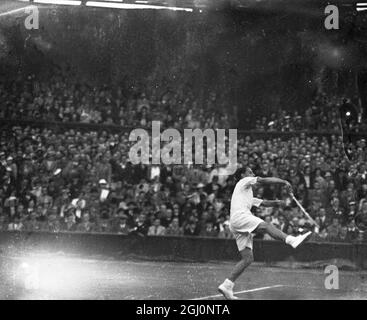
<box><xmin>113</xmin><ymin>213</ymin><xmax>131</xmax><ymax>235</ymax></box>
<box><xmin>93</xmin><ymin>208</ymin><xmax>112</xmax><ymax>233</ymax></box>
<box><xmin>131</xmin><ymin>213</ymin><xmax>149</xmax><ymax>236</ymax></box>
<box><xmin>327</xmin><ymin>197</ymin><xmax>346</xmax><ymax>223</ymax></box>
<box><xmin>98</xmin><ymin>179</ymin><xmax>111</xmax><ymax>203</ymax></box>
<box><xmin>4</xmin><ymin>191</ymin><xmax>18</xmax><ymax>217</ymax></box>
<box><xmin>5</xmin><ymin>156</ymin><xmax>17</xmax><ymax>180</ymax></box>
<box><xmin>347</xmin><ymin>201</ymin><xmax>357</xmax><ymax>218</ymax></box>
<box><xmin>187</xmin><ymin>183</ymin><xmax>207</xmax><ymax>206</ymax></box>
<box><xmin>317</xmin><ymin>207</ymin><xmax>329</xmax><ymax>230</ymax></box>
<box><xmin>346</xmin><ymin>219</ymin><xmax>359</xmax><ymax>241</ymax></box>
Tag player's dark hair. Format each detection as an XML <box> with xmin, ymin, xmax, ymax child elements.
<box><xmin>235</xmin><ymin>166</ymin><xmax>250</xmax><ymax>180</ymax></box>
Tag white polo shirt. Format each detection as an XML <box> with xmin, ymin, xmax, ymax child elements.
<box><xmin>230</xmin><ymin>176</ymin><xmax>263</xmax><ymax>219</ymax></box>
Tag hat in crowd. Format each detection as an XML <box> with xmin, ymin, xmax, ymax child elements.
<box><xmin>325</xmin><ymin>172</ymin><xmax>332</xmax><ymax>177</ymax></box>
<box><xmin>127</xmin><ymin>201</ymin><xmax>136</xmax><ymax>207</ymax></box>
<box><xmin>196</xmin><ymin>183</ymin><xmax>205</xmax><ymax>189</ymax></box>
<box><xmin>99</xmin><ymin>179</ymin><xmax>107</xmax><ymax>185</ymax></box>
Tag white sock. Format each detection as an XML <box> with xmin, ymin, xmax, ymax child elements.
<box><xmin>285</xmin><ymin>235</ymin><xmax>295</xmax><ymax>245</ymax></box>
<box><xmin>223</xmin><ymin>278</ymin><xmax>234</xmax><ymax>289</ymax></box>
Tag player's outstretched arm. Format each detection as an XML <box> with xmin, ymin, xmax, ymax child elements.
<box><xmin>260</xmin><ymin>200</ymin><xmax>285</xmax><ymax>207</ymax></box>
<box><xmin>257</xmin><ymin>177</ymin><xmax>287</xmax><ymax>185</ymax></box>
<box><xmin>257</xmin><ymin>177</ymin><xmax>292</xmax><ymax>192</ymax></box>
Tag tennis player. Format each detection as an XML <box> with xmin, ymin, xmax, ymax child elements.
<box><xmin>218</xmin><ymin>167</ymin><xmax>312</xmax><ymax>300</ymax></box>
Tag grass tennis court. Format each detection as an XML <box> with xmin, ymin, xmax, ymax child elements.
<box><xmin>0</xmin><ymin>252</ymin><xmax>366</xmax><ymax>300</ymax></box>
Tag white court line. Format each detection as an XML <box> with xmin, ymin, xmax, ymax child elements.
<box><xmin>191</xmin><ymin>284</ymin><xmax>285</xmax><ymax>300</ymax></box>
<box><xmin>0</xmin><ymin>6</ymin><xmax>35</xmax><ymax>17</ymax></box>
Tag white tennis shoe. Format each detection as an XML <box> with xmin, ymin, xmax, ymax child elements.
<box><xmin>286</xmin><ymin>231</ymin><xmax>312</xmax><ymax>249</ymax></box>
<box><xmin>218</xmin><ymin>279</ymin><xmax>239</xmax><ymax>300</ymax></box>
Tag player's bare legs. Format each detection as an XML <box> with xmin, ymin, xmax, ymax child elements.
<box><xmin>218</xmin><ymin>247</ymin><xmax>253</xmax><ymax>299</ymax></box>
<box><xmin>226</xmin><ymin>223</ymin><xmax>309</xmax><ymax>283</ymax></box>
<box><xmin>218</xmin><ymin>248</ymin><xmax>253</xmax><ymax>300</ymax></box>
<box><xmin>256</xmin><ymin>222</ymin><xmax>311</xmax><ymax>249</ymax></box>
<box><xmin>218</xmin><ymin>223</ymin><xmax>311</xmax><ymax>299</ymax></box>
<box><xmin>255</xmin><ymin>222</ymin><xmax>287</xmax><ymax>241</ymax></box>
<box><xmin>228</xmin><ymin>247</ymin><xmax>253</xmax><ymax>282</ymax></box>
<box><xmin>219</xmin><ymin>224</ymin><xmax>287</xmax><ymax>299</ymax></box>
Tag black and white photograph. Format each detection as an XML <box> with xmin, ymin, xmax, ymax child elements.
<box><xmin>0</xmin><ymin>0</ymin><xmax>366</xmax><ymax>304</ymax></box>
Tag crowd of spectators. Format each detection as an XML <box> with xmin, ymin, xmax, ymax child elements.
<box><xmin>0</xmin><ymin>119</ymin><xmax>366</xmax><ymax>242</ymax></box>
<box><xmin>0</xmin><ymin>69</ymin><xmax>366</xmax><ymax>243</ymax></box>
<box><xmin>0</xmin><ymin>73</ymin><xmax>232</xmax><ymax>131</ymax></box>
<box><xmin>254</xmin><ymin>94</ymin><xmax>367</xmax><ymax>133</ymax></box>
<box><xmin>2</xmin><ymin>73</ymin><xmax>367</xmax><ymax>134</ymax></box>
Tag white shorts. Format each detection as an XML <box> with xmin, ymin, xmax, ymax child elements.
<box><xmin>229</xmin><ymin>213</ymin><xmax>264</xmax><ymax>251</ymax></box>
